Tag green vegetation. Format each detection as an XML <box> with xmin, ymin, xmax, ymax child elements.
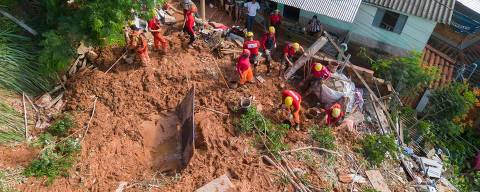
<box><xmin>309</xmin><ymin>125</ymin><xmax>336</xmax><ymax>150</ymax></box>
<box><xmin>24</xmin><ymin>115</ymin><xmax>80</xmax><ymax>184</ymax></box>
<box><xmin>359</xmin><ymin>134</ymin><xmax>397</xmax><ymax>166</ymax></box>
<box><xmin>0</xmin><ymin>18</ymin><xmax>52</xmax><ymax>94</ymax></box>
<box><xmin>0</xmin><ymin>168</ymin><xmax>25</xmax><ymax>192</ymax></box>
<box><xmin>0</xmin><ymin>100</ymin><xmax>25</xmax><ymax>143</ymax></box>
<box><xmin>237</xmin><ymin>106</ymin><xmax>289</xmax><ymax>155</ymax></box>
<box><xmin>358</xmin><ymin>48</ymin><xmax>438</xmax><ymax>94</ymax></box>
<box><xmin>398</xmin><ymin>83</ymin><xmax>478</xmax><ymax>190</ymax></box>
<box><xmin>47</xmin><ymin>115</ymin><xmax>74</xmax><ymax>137</ymax></box>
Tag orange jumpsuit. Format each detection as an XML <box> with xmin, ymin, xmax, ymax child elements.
<box><xmin>129</xmin><ymin>31</ymin><xmax>149</xmax><ymax>66</ymax></box>
<box><xmin>148</xmin><ymin>18</ymin><xmax>168</xmax><ymax>51</ymax></box>
<box><xmin>237</xmin><ymin>55</ymin><xmax>253</xmax><ymax>85</ymax></box>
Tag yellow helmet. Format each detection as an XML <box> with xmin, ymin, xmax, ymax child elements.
<box><xmin>292</xmin><ymin>42</ymin><xmax>300</xmax><ymax>51</ymax></box>
<box><xmin>284</xmin><ymin>96</ymin><xmax>293</xmax><ymax>107</ymax></box>
<box><xmin>332</xmin><ymin>108</ymin><xmax>341</xmax><ymax>118</ymax></box>
<box><xmin>129</xmin><ymin>20</ymin><xmax>136</xmax><ymax>27</ymax></box>
<box><xmin>314</xmin><ymin>63</ymin><xmax>323</xmax><ymax>71</ymax></box>
<box><xmin>152</xmin><ymin>10</ymin><xmax>157</xmax><ymax>17</ymax></box>
<box><xmin>246</xmin><ymin>32</ymin><xmax>254</xmax><ymax>38</ymax></box>
<box><xmin>268</xmin><ymin>26</ymin><xmax>275</xmax><ymax>33</ymax></box>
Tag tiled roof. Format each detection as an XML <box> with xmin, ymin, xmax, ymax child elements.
<box><xmin>401</xmin><ymin>45</ymin><xmax>457</xmax><ymax>106</ymax></box>
<box><xmin>363</xmin><ymin>0</ymin><xmax>456</xmax><ymax>24</ymax></box>
<box><xmin>271</xmin><ymin>0</ymin><xmax>363</xmax><ymax>23</ymax></box>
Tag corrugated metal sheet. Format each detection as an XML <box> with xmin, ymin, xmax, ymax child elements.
<box><xmin>363</xmin><ymin>0</ymin><xmax>456</xmax><ymax>24</ymax></box>
<box><xmin>271</xmin><ymin>0</ymin><xmax>363</xmax><ymax>23</ymax></box>
<box><xmin>457</xmin><ymin>0</ymin><xmax>480</xmax><ymax>14</ymax></box>
<box><xmin>401</xmin><ymin>45</ymin><xmax>457</xmax><ymax>106</ymax></box>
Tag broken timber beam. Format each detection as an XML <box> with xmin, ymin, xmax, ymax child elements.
<box><xmin>0</xmin><ymin>10</ymin><xmax>38</xmax><ymax>36</ymax></box>
<box><xmin>284</xmin><ymin>36</ymin><xmax>328</xmax><ymax>79</ymax></box>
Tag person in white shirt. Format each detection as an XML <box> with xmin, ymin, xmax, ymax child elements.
<box><xmin>244</xmin><ymin>0</ymin><xmax>260</xmax><ymax>32</ymax></box>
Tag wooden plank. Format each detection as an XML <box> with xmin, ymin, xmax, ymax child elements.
<box><xmin>0</xmin><ymin>10</ymin><xmax>38</xmax><ymax>36</ymax></box>
<box><xmin>370</xmin><ymin>93</ymin><xmax>390</xmax><ymax>134</ymax></box>
<box><xmin>365</xmin><ymin>170</ymin><xmax>391</xmax><ymax>192</ymax></box>
<box><xmin>284</xmin><ymin>37</ymin><xmax>328</xmax><ymax>79</ymax></box>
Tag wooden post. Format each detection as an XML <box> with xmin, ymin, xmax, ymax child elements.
<box><xmin>284</xmin><ymin>36</ymin><xmax>328</xmax><ymax>79</ymax></box>
<box><xmin>200</xmin><ymin>0</ymin><xmax>206</xmax><ymax>21</ymax></box>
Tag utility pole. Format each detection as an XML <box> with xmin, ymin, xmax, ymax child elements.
<box><xmin>200</xmin><ymin>0</ymin><xmax>206</xmax><ymax>21</ymax></box>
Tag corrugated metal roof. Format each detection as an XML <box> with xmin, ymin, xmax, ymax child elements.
<box><xmin>401</xmin><ymin>45</ymin><xmax>457</xmax><ymax>106</ymax></box>
<box><xmin>363</xmin><ymin>0</ymin><xmax>456</xmax><ymax>24</ymax></box>
<box><xmin>271</xmin><ymin>0</ymin><xmax>363</xmax><ymax>23</ymax></box>
<box><xmin>457</xmin><ymin>0</ymin><xmax>480</xmax><ymax>14</ymax></box>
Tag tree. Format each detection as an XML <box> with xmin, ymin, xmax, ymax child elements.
<box><xmin>358</xmin><ymin>48</ymin><xmax>439</xmax><ymax>94</ymax></box>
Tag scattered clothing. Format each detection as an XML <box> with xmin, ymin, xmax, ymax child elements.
<box><xmin>307</xmin><ymin>18</ymin><xmax>322</xmax><ymax>35</ymax></box>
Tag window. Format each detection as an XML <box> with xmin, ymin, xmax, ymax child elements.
<box><xmin>372</xmin><ymin>8</ymin><xmax>408</xmax><ymax>34</ymax></box>
<box><xmin>283</xmin><ymin>5</ymin><xmax>300</xmax><ymax>21</ymax></box>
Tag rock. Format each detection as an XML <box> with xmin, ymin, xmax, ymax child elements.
<box><xmin>35</xmin><ymin>93</ymin><xmax>52</xmax><ymax>108</ymax></box>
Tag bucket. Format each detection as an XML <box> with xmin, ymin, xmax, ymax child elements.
<box><xmin>239</xmin><ymin>98</ymin><xmax>252</xmax><ymax>114</ymax></box>
<box><xmin>305</xmin><ymin>108</ymin><xmax>321</xmax><ymax>119</ymax></box>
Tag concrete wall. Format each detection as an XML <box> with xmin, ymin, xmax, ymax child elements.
<box><xmin>276</xmin><ymin>3</ymin><xmax>437</xmax><ymax>55</ymax></box>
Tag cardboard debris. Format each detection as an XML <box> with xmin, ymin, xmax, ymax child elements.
<box><xmin>195</xmin><ymin>174</ymin><xmax>235</xmax><ymax>192</ymax></box>
<box><xmin>365</xmin><ymin>170</ymin><xmax>391</xmax><ymax>192</ymax></box>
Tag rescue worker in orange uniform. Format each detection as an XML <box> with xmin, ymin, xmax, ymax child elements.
<box><xmin>282</xmin><ymin>90</ymin><xmax>302</xmax><ymax>130</ymax></box>
<box><xmin>128</xmin><ymin>22</ymin><xmax>150</xmax><ymax>66</ymax></box>
<box><xmin>243</xmin><ymin>32</ymin><xmax>261</xmax><ymax>73</ymax></box>
<box><xmin>237</xmin><ymin>49</ymin><xmax>254</xmax><ymax>85</ymax></box>
<box><xmin>148</xmin><ymin>10</ymin><xmax>168</xmax><ymax>53</ymax></box>
<box><xmin>260</xmin><ymin>26</ymin><xmax>276</xmax><ymax>74</ymax></box>
<box><xmin>322</xmin><ymin>103</ymin><xmax>345</xmax><ymax>126</ymax></box>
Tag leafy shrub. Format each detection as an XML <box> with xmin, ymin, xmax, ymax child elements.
<box><xmin>38</xmin><ymin>31</ymin><xmax>75</xmax><ymax>75</ymax></box>
<box><xmin>309</xmin><ymin>125</ymin><xmax>336</xmax><ymax>150</ymax></box>
<box><xmin>24</xmin><ymin>146</ymin><xmax>77</xmax><ymax>184</ymax></box>
<box><xmin>360</xmin><ymin>134</ymin><xmax>397</xmax><ymax>166</ymax></box>
<box><xmin>358</xmin><ymin>48</ymin><xmax>438</xmax><ymax>94</ymax></box>
<box><xmin>47</xmin><ymin>115</ymin><xmax>74</xmax><ymax>136</ymax></box>
<box><xmin>33</xmin><ymin>133</ymin><xmax>55</xmax><ymax>148</ymax></box>
<box><xmin>237</xmin><ymin>106</ymin><xmax>289</xmax><ymax>154</ymax></box>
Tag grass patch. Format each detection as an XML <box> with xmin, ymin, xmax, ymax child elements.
<box><xmin>359</xmin><ymin>134</ymin><xmax>397</xmax><ymax>166</ymax></box>
<box><xmin>0</xmin><ymin>167</ymin><xmax>25</xmax><ymax>192</ymax></box>
<box><xmin>0</xmin><ymin>100</ymin><xmax>25</xmax><ymax>143</ymax></box>
<box><xmin>236</xmin><ymin>106</ymin><xmax>289</xmax><ymax>155</ymax></box>
<box><xmin>24</xmin><ymin>115</ymin><xmax>80</xmax><ymax>185</ymax></box>
<box><xmin>0</xmin><ymin>18</ymin><xmax>52</xmax><ymax>95</ymax></box>
<box><xmin>308</xmin><ymin>125</ymin><xmax>336</xmax><ymax>150</ymax></box>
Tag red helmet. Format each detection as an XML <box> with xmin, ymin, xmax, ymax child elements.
<box><xmin>242</xmin><ymin>49</ymin><xmax>251</xmax><ymax>56</ymax></box>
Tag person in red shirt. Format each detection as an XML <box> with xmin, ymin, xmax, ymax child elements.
<box><xmin>269</xmin><ymin>10</ymin><xmax>281</xmax><ymax>36</ymax></box>
<box><xmin>148</xmin><ymin>11</ymin><xmax>168</xmax><ymax>52</ymax></box>
<box><xmin>237</xmin><ymin>49</ymin><xmax>254</xmax><ymax>85</ymax></box>
<box><xmin>280</xmin><ymin>42</ymin><xmax>304</xmax><ymax>77</ymax></box>
<box><xmin>281</xmin><ymin>90</ymin><xmax>302</xmax><ymax>130</ymax></box>
<box><xmin>184</xmin><ymin>6</ymin><xmax>196</xmax><ymax>48</ymax></box>
<box><xmin>321</xmin><ymin>102</ymin><xmax>345</xmax><ymax>126</ymax></box>
<box><xmin>261</xmin><ymin>26</ymin><xmax>276</xmax><ymax>74</ymax></box>
<box><xmin>243</xmin><ymin>32</ymin><xmax>261</xmax><ymax>72</ymax></box>
<box><xmin>302</xmin><ymin>62</ymin><xmax>332</xmax><ymax>95</ymax></box>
